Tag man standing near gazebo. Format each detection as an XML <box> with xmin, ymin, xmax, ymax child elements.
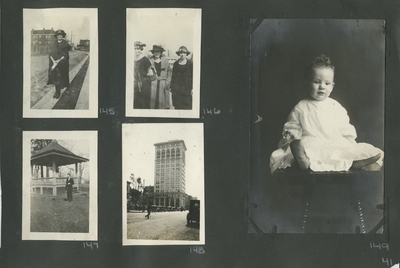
<box><xmin>65</xmin><ymin>173</ymin><xmax>74</xmax><ymax>202</ymax></box>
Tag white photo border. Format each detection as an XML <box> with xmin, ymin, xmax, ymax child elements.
<box><xmin>125</xmin><ymin>8</ymin><xmax>202</xmax><ymax>118</ymax></box>
<box><xmin>23</xmin><ymin>8</ymin><xmax>98</xmax><ymax>118</ymax></box>
<box><xmin>22</xmin><ymin>131</ymin><xmax>98</xmax><ymax>240</ymax></box>
<box><xmin>122</xmin><ymin>123</ymin><xmax>205</xmax><ymax>245</ymax></box>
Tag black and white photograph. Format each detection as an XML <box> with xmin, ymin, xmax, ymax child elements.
<box><xmin>122</xmin><ymin>123</ymin><xmax>204</xmax><ymax>245</ymax></box>
<box><xmin>125</xmin><ymin>8</ymin><xmax>202</xmax><ymax>118</ymax></box>
<box><xmin>249</xmin><ymin>20</ymin><xmax>385</xmax><ymax>234</ymax></box>
<box><xmin>23</xmin><ymin>8</ymin><xmax>98</xmax><ymax>118</ymax></box>
<box><xmin>22</xmin><ymin>131</ymin><xmax>98</xmax><ymax>240</ymax></box>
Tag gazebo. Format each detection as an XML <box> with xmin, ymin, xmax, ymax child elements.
<box><xmin>30</xmin><ymin>140</ymin><xmax>89</xmax><ymax>196</ymax></box>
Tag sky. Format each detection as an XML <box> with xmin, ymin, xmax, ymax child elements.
<box><xmin>25</xmin><ymin>9</ymin><xmax>91</xmax><ymax>45</ymax></box>
<box><xmin>56</xmin><ymin>139</ymin><xmax>90</xmax><ymax>179</ymax></box>
<box><xmin>122</xmin><ymin>123</ymin><xmax>204</xmax><ymax>200</ymax></box>
<box><xmin>127</xmin><ymin>8</ymin><xmax>201</xmax><ymax>59</ymax></box>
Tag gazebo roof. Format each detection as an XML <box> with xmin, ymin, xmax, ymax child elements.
<box><xmin>31</xmin><ymin>140</ymin><xmax>89</xmax><ymax>166</ymax></box>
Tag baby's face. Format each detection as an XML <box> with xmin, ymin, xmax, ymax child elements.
<box><xmin>308</xmin><ymin>67</ymin><xmax>335</xmax><ymax>101</ymax></box>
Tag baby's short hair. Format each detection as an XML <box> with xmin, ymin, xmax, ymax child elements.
<box><xmin>304</xmin><ymin>55</ymin><xmax>335</xmax><ymax>81</ymax></box>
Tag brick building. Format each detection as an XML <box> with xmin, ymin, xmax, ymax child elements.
<box><xmin>31</xmin><ymin>28</ymin><xmax>56</xmax><ymax>55</ymax></box>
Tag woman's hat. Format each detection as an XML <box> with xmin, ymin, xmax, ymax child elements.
<box><xmin>134</xmin><ymin>41</ymin><xmax>146</xmax><ymax>49</ymax></box>
<box><xmin>150</xmin><ymin>45</ymin><xmax>165</xmax><ymax>53</ymax></box>
<box><xmin>176</xmin><ymin>46</ymin><xmax>191</xmax><ymax>55</ymax></box>
<box><xmin>54</xmin><ymin>29</ymin><xmax>66</xmax><ymax>38</ymax></box>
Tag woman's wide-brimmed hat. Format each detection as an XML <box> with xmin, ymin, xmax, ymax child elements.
<box><xmin>134</xmin><ymin>41</ymin><xmax>146</xmax><ymax>50</ymax></box>
<box><xmin>54</xmin><ymin>29</ymin><xmax>66</xmax><ymax>38</ymax></box>
<box><xmin>176</xmin><ymin>46</ymin><xmax>191</xmax><ymax>55</ymax></box>
<box><xmin>150</xmin><ymin>45</ymin><xmax>165</xmax><ymax>53</ymax></box>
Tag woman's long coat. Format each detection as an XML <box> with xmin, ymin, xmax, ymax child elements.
<box><xmin>47</xmin><ymin>39</ymin><xmax>70</xmax><ymax>90</ymax></box>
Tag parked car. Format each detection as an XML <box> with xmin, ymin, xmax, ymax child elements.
<box><xmin>186</xmin><ymin>200</ymin><xmax>200</xmax><ymax>225</ymax></box>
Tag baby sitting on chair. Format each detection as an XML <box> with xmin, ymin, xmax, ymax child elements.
<box><xmin>270</xmin><ymin>55</ymin><xmax>383</xmax><ymax>174</ymax></box>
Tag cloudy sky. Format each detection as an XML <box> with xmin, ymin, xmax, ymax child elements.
<box><xmin>25</xmin><ymin>8</ymin><xmax>91</xmax><ymax>45</ymax></box>
<box><xmin>122</xmin><ymin>123</ymin><xmax>204</xmax><ymax>200</ymax></box>
<box><xmin>56</xmin><ymin>139</ymin><xmax>90</xmax><ymax>178</ymax></box>
<box><xmin>127</xmin><ymin>8</ymin><xmax>201</xmax><ymax>59</ymax></box>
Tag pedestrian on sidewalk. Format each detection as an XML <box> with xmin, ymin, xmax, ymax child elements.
<box><xmin>47</xmin><ymin>29</ymin><xmax>70</xmax><ymax>99</ymax></box>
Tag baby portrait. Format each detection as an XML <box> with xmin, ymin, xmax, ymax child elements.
<box><xmin>249</xmin><ymin>19</ymin><xmax>385</xmax><ymax>234</ymax></box>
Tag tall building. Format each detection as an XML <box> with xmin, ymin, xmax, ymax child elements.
<box><xmin>154</xmin><ymin>140</ymin><xmax>186</xmax><ymax>208</ymax></box>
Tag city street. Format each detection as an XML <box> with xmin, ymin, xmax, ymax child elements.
<box><xmin>127</xmin><ymin>211</ymin><xmax>199</xmax><ymax>241</ymax></box>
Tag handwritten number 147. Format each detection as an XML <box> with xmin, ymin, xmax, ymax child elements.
<box><xmin>83</xmin><ymin>242</ymin><xmax>99</xmax><ymax>250</ymax></box>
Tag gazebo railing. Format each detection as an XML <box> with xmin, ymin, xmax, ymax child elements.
<box><xmin>31</xmin><ymin>176</ymin><xmax>81</xmax><ymax>195</ymax></box>
<box><xmin>31</xmin><ymin>176</ymin><xmax>71</xmax><ymax>185</ymax></box>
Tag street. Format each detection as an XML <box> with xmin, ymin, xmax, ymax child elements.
<box><xmin>127</xmin><ymin>211</ymin><xmax>200</xmax><ymax>241</ymax></box>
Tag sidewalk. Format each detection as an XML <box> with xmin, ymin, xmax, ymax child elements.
<box><xmin>30</xmin><ymin>51</ymin><xmax>89</xmax><ymax>107</ymax></box>
<box><xmin>32</xmin><ymin>54</ymin><xmax>90</xmax><ymax>110</ymax></box>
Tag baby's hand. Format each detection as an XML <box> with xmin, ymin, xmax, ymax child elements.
<box><xmin>283</xmin><ymin>130</ymin><xmax>295</xmax><ymax>142</ymax></box>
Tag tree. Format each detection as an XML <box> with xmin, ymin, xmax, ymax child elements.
<box><xmin>31</xmin><ymin>139</ymin><xmax>53</xmax><ymax>178</ymax></box>
<box><xmin>31</xmin><ymin>139</ymin><xmax>52</xmax><ymax>153</ymax></box>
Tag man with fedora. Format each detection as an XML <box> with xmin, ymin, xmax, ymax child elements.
<box><xmin>65</xmin><ymin>173</ymin><xmax>74</xmax><ymax>202</ymax></box>
<box><xmin>149</xmin><ymin>45</ymin><xmax>172</xmax><ymax>109</ymax></box>
<box><xmin>170</xmin><ymin>46</ymin><xmax>193</xmax><ymax>110</ymax></box>
<box><xmin>47</xmin><ymin>29</ymin><xmax>71</xmax><ymax>99</ymax></box>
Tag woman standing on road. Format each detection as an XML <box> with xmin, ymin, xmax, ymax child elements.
<box><xmin>149</xmin><ymin>45</ymin><xmax>172</xmax><ymax>109</ymax></box>
<box><xmin>170</xmin><ymin>46</ymin><xmax>193</xmax><ymax>110</ymax></box>
<box><xmin>47</xmin><ymin>29</ymin><xmax>70</xmax><ymax>99</ymax></box>
<box><xmin>133</xmin><ymin>41</ymin><xmax>154</xmax><ymax>109</ymax></box>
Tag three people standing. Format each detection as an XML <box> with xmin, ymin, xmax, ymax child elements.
<box><xmin>133</xmin><ymin>43</ymin><xmax>193</xmax><ymax>110</ymax></box>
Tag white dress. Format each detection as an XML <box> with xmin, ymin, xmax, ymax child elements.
<box><xmin>270</xmin><ymin>98</ymin><xmax>384</xmax><ymax>173</ymax></box>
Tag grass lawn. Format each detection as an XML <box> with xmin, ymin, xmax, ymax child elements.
<box><xmin>30</xmin><ymin>192</ymin><xmax>89</xmax><ymax>233</ymax></box>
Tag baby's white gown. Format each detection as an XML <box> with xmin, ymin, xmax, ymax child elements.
<box><xmin>270</xmin><ymin>98</ymin><xmax>384</xmax><ymax>173</ymax></box>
